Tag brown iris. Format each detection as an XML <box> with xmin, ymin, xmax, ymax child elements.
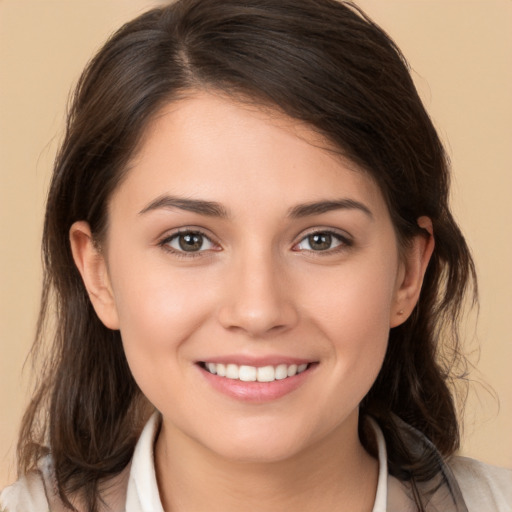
<box><xmin>308</xmin><ymin>233</ymin><xmax>332</xmax><ymax>251</ymax></box>
<box><xmin>178</xmin><ymin>233</ymin><xmax>204</xmax><ymax>251</ymax></box>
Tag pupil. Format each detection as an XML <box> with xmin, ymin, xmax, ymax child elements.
<box><xmin>309</xmin><ymin>233</ymin><xmax>331</xmax><ymax>250</ymax></box>
<box><xmin>179</xmin><ymin>233</ymin><xmax>202</xmax><ymax>251</ymax></box>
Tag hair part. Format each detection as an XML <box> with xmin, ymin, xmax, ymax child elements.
<box><xmin>19</xmin><ymin>1</ymin><xmax>476</xmax><ymax>510</ymax></box>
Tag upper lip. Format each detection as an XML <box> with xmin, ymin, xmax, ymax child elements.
<box><xmin>197</xmin><ymin>355</ymin><xmax>315</xmax><ymax>367</ymax></box>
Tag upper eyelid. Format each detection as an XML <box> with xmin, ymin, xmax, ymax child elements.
<box><xmin>295</xmin><ymin>227</ymin><xmax>352</xmax><ymax>242</ymax></box>
<box><xmin>292</xmin><ymin>229</ymin><xmax>354</xmax><ymax>255</ymax></box>
<box><xmin>156</xmin><ymin>226</ymin><xmax>352</xmax><ymax>250</ymax></box>
<box><xmin>159</xmin><ymin>227</ymin><xmax>217</xmax><ymax>243</ymax></box>
<box><xmin>158</xmin><ymin>229</ymin><xmax>220</xmax><ymax>258</ymax></box>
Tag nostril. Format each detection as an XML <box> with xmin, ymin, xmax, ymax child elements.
<box><xmin>217</xmin><ymin>301</ymin><xmax>299</xmax><ymax>337</ymax></box>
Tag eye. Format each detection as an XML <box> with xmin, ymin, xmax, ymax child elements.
<box><xmin>164</xmin><ymin>231</ymin><xmax>216</xmax><ymax>253</ymax></box>
<box><xmin>294</xmin><ymin>231</ymin><xmax>349</xmax><ymax>252</ymax></box>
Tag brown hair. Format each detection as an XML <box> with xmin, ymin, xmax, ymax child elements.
<box><xmin>19</xmin><ymin>1</ymin><xmax>476</xmax><ymax>510</ymax></box>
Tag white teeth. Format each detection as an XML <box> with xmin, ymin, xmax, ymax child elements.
<box><xmin>287</xmin><ymin>364</ymin><xmax>298</xmax><ymax>377</ymax></box>
<box><xmin>226</xmin><ymin>364</ymin><xmax>239</xmax><ymax>379</ymax></box>
<box><xmin>203</xmin><ymin>362</ymin><xmax>310</xmax><ymax>382</ymax></box>
<box><xmin>257</xmin><ymin>365</ymin><xmax>275</xmax><ymax>382</ymax></box>
<box><xmin>239</xmin><ymin>365</ymin><xmax>257</xmax><ymax>382</ymax></box>
<box><xmin>275</xmin><ymin>364</ymin><xmax>288</xmax><ymax>380</ymax></box>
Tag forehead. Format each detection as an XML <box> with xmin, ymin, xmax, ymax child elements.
<box><xmin>111</xmin><ymin>92</ymin><xmax>387</xmax><ymax>219</ymax></box>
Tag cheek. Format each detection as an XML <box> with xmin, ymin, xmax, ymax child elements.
<box><xmin>302</xmin><ymin>256</ymin><xmax>397</xmax><ymax>385</ymax></box>
<box><xmin>107</xmin><ymin>254</ymin><xmax>217</xmax><ymax>367</ymax></box>
<box><xmin>305</xmin><ymin>255</ymin><xmax>398</xmax><ymax>336</ymax></box>
<box><xmin>108</xmin><ymin>266</ymin><xmax>218</xmax><ymax>414</ymax></box>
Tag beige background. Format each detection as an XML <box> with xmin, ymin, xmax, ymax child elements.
<box><xmin>1</xmin><ymin>0</ymin><xmax>511</xmax><ymax>488</ymax></box>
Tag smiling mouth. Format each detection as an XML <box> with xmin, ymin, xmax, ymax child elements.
<box><xmin>199</xmin><ymin>362</ymin><xmax>310</xmax><ymax>383</ymax></box>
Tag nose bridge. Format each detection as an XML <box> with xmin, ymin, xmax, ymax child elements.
<box><xmin>217</xmin><ymin>241</ymin><xmax>298</xmax><ymax>336</ymax></box>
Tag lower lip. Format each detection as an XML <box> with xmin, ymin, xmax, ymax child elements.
<box><xmin>198</xmin><ymin>364</ymin><xmax>316</xmax><ymax>403</ymax></box>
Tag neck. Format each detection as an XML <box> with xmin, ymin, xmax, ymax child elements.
<box><xmin>155</xmin><ymin>413</ymin><xmax>379</xmax><ymax>512</ymax></box>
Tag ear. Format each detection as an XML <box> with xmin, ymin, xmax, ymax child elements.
<box><xmin>69</xmin><ymin>221</ymin><xmax>120</xmax><ymax>330</ymax></box>
<box><xmin>390</xmin><ymin>216</ymin><xmax>435</xmax><ymax>327</ymax></box>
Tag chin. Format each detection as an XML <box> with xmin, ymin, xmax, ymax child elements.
<box><xmin>194</xmin><ymin>416</ymin><xmax>322</xmax><ymax>464</ymax></box>
<box><xmin>209</xmin><ymin>437</ymin><xmax>306</xmax><ymax>464</ymax></box>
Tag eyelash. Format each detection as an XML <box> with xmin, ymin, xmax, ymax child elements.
<box><xmin>157</xmin><ymin>228</ymin><xmax>353</xmax><ymax>259</ymax></box>
<box><xmin>158</xmin><ymin>229</ymin><xmax>220</xmax><ymax>259</ymax></box>
<box><xmin>292</xmin><ymin>229</ymin><xmax>353</xmax><ymax>256</ymax></box>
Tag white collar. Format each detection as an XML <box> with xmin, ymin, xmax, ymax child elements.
<box><xmin>369</xmin><ymin>416</ymin><xmax>389</xmax><ymax>512</ymax></box>
<box><xmin>126</xmin><ymin>413</ymin><xmax>164</xmax><ymax>512</ymax></box>
<box><xmin>126</xmin><ymin>413</ymin><xmax>388</xmax><ymax>512</ymax></box>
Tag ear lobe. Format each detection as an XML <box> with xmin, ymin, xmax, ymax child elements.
<box><xmin>390</xmin><ymin>216</ymin><xmax>435</xmax><ymax>327</ymax></box>
<box><xmin>69</xmin><ymin>221</ymin><xmax>120</xmax><ymax>330</ymax></box>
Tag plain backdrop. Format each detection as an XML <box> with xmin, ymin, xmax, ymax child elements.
<box><xmin>1</xmin><ymin>0</ymin><xmax>511</xmax><ymax>488</ymax></box>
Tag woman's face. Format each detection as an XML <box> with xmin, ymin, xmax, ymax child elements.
<box><xmin>78</xmin><ymin>92</ymin><xmax>419</xmax><ymax>462</ymax></box>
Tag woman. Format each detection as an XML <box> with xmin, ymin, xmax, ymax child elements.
<box><xmin>1</xmin><ymin>0</ymin><xmax>510</xmax><ymax>510</ymax></box>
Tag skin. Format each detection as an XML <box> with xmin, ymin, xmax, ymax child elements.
<box><xmin>70</xmin><ymin>92</ymin><xmax>434</xmax><ymax>512</ymax></box>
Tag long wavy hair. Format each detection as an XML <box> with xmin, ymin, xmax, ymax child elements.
<box><xmin>18</xmin><ymin>1</ymin><xmax>476</xmax><ymax>510</ymax></box>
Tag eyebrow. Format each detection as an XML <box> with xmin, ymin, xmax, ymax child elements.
<box><xmin>139</xmin><ymin>195</ymin><xmax>229</xmax><ymax>217</ymax></box>
<box><xmin>288</xmin><ymin>199</ymin><xmax>373</xmax><ymax>219</ymax></box>
<box><xmin>139</xmin><ymin>195</ymin><xmax>373</xmax><ymax>220</ymax></box>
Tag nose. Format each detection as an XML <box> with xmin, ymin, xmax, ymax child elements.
<box><xmin>217</xmin><ymin>250</ymin><xmax>299</xmax><ymax>338</ymax></box>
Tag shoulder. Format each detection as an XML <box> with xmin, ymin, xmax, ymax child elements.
<box><xmin>0</xmin><ymin>459</ymin><xmax>51</xmax><ymax>512</ymax></box>
<box><xmin>449</xmin><ymin>455</ymin><xmax>512</xmax><ymax>511</ymax></box>
<box><xmin>0</xmin><ymin>455</ymin><xmax>130</xmax><ymax>512</ymax></box>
